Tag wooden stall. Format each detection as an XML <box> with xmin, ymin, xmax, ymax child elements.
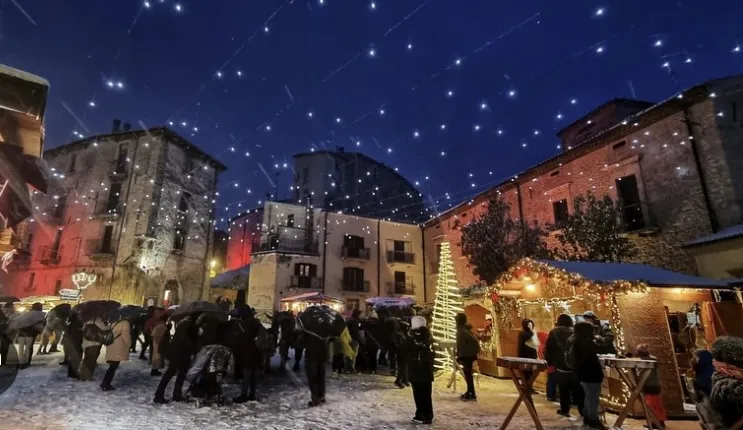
<box><xmin>462</xmin><ymin>296</ymin><xmax>498</xmax><ymax>377</ymax></box>
<box><xmin>280</xmin><ymin>292</ymin><xmax>344</xmax><ymax>313</ymax></box>
<box><xmin>489</xmin><ymin>258</ymin><xmax>737</xmax><ymax>419</ymax></box>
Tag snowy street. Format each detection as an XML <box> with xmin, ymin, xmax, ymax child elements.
<box><xmin>0</xmin><ymin>351</ymin><xmax>701</xmax><ymax>430</ymax></box>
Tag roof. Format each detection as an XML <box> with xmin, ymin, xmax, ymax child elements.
<box><xmin>210</xmin><ymin>265</ymin><xmax>250</xmax><ymax>290</ymax></box>
<box><xmin>0</xmin><ymin>64</ymin><xmax>49</xmax><ymax>87</ymax></box>
<box><xmin>365</xmin><ymin>297</ymin><xmax>416</xmax><ymax>307</ymax></box>
<box><xmin>684</xmin><ymin>224</ymin><xmax>743</xmax><ymax>247</ymax></box>
<box><xmin>280</xmin><ymin>292</ymin><xmax>344</xmax><ymax>303</ymax></box>
<box><xmin>537</xmin><ymin>260</ymin><xmax>730</xmax><ymax>289</ymax></box>
<box><xmin>556</xmin><ymin>98</ymin><xmax>655</xmax><ymax>138</ymax></box>
<box><xmin>44</xmin><ymin>127</ymin><xmax>227</xmax><ymax>171</ymax></box>
<box><xmin>425</xmin><ymin>74</ymin><xmax>743</xmax><ymax>226</ymax></box>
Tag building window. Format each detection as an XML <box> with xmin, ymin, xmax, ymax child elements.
<box><xmin>68</xmin><ymin>154</ymin><xmax>77</xmax><ymax>173</ymax></box>
<box><xmin>342</xmin><ymin>267</ymin><xmax>366</xmax><ymax>291</ymax></box>
<box><xmin>286</xmin><ymin>214</ymin><xmax>295</xmax><ymax>228</ymax></box>
<box><xmin>293</xmin><ymin>263</ymin><xmax>317</xmax><ymax>289</ymax></box>
<box><xmin>616</xmin><ymin>174</ymin><xmax>646</xmax><ymax>231</ymax></box>
<box><xmin>394</xmin><ymin>271</ymin><xmax>407</xmax><ymax>294</ymax></box>
<box><xmin>115</xmin><ymin>144</ymin><xmax>128</xmax><ymax>172</ymax></box>
<box><xmin>388</xmin><ymin>240</ymin><xmax>414</xmax><ymax>263</ymax></box>
<box><xmin>100</xmin><ymin>225</ymin><xmax>114</xmax><ymax>253</ymax></box>
<box><xmin>51</xmin><ymin>230</ymin><xmax>62</xmax><ymax>255</ymax></box>
<box><xmin>552</xmin><ymin>199</ymin><xmax>569</xmax><ymax>227</ymax></box>
<box><xmin>303</xmin><ymin>167</ymin><xmax>309</xmax><ymax>184</ymax></box>
<box><xmin>54</xmin><ymin>280</ymin><xmax>62</xmax><ymax>295</ymax></box>
<box><xmin>343</xmin><ymin>235</ymin><xmax>366</xmax><ymax>258</ymax></box>
<box><xmin>26</xmin><ymin>273</ymin><xmax>35</xmax><ymax>291</ymax></box>
<box><xmin>52</xmin><ymin>196</ymin><xmax>66</xmax><ymax>220</ymax></box>
<box><xmin>612</xmin><ymin>141</ymin><xmax>627</xmax><ymax>150</ymax></box>
<box><xmin>173</xmin><ymin>226</ymin><xmax>186</xmax><ymax>252</ymax></box>
<box><xmin>178</xmin><ymin>192</ymin><xmax>191</xmax><ymax>212</ymax></box>
<box><xmin>107</xmin><ymin>183</ymin><xmax>122</xmax><ymax>212</ymax></box>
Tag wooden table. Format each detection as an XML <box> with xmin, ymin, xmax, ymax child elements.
<box><xmin>598</xmin><ymin>356</ymin><xmax>664</xmax><ymax>429</ymax></box>
<box><xmin>496</xmin><ymin>357</ymin><xmax>548</xmax><ymax>430</ymax></box>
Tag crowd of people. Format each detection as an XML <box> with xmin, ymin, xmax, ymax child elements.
<box><xmin>1</xmin><ymin>299</ymin><xmax>742</xmax><ymax>428</ymax></box>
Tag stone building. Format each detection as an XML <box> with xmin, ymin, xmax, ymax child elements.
<box><xmin>246</xmin><ymin>201</ymin><xmax>428</xmax><ymax>314</ymax></box>
<box><xmin>225</xmin><ymin>208</ymin><xmax>264</xmax><ymax>271</ymax></box>
<box><xmin>423</xmin><ymin>74</ymin><xmax>743</xmax><ymax>292</ymax></box>
<box><xmin>5</xmin><ymin>122</ymin><xmax>226</xmax><ymax>306</ymax></box>
<box><xmin>291</xmin><ymin>148</ymin><xmax>429</xmax><ymax>223</ymax></box>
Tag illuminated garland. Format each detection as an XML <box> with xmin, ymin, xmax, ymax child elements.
<box><xmin>430</xmin><ymin>241</ymin><xmax>464</xmax><ymax>372</ymax></box>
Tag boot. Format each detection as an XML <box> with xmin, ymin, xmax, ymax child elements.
<box><xmin>150</xmin><ymin>369</ymin><xmax>162</xmax><ymax>376</ymax></box>
<box><xmin>153</xmin><ymin>396</ymin><xmax>169</xmax><ymax>404</ymax></box>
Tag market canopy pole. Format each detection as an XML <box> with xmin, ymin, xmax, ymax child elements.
<box><xmin>430</xmin><ymin>241</ymin><xmax>464</xmax><ymax>372</ymax></box>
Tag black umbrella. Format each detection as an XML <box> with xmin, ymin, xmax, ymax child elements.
<box><xmin>72</xmin><ymin>300</ymin><xmax>121</xmax><ymax>322</ymax></box>
<box><xmin>48</xmin><ymin>303</ymin><xmax>72</xmax><ymax>320</ymax></box>
<box><xmin>118</xmin><ymin>305</ymin><xmax>146</xmax><ymax>321</ymax></box>
<box><xmin>8</xmin><ymin>310</ymin><xmax>45</xmax><ymax>331</ymax></box>
<box><xmin>0</xmin><ymin>296</ymin><xmax>20</xmax><ymax>303</ymax></box>
<box><xmin>298</xmin><ymin>305</ymin><xmax>347</xmax><ymax>338</ymax></box>
<box><xmin>170</xmin><ymin>301</ymin><xmax>226</xmax><ymax>322</ymax></box>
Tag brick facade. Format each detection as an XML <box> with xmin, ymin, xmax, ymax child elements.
<box><xmin>424</xmin><ymin>75</ymin><xmax>743</xmax><ymax>291</ymax></box>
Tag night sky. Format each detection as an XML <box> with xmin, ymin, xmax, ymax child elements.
<box><xmin>2</xmin><ymin>0</ymin><xmax>742</xmax><ymax>227</ymax></box>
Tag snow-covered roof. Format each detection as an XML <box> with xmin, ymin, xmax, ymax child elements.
<box><xmin>684</xmin><ymin>224</ymin><xmax>743</xmax><ymax>247</ymax></box>
<box><xmin>0</xmin><ymin>64</ymin><xmax>49</xmax><ymax>87</ymax></box>
<box><xmin>537</xmin><ymin>260</ymin><xmax>729</xmax><ymax>289</ymax></box>
<box><xmin>210</xmin><ymin>265</ymin><xmax>250</xmax><ymax>290</ymax></box>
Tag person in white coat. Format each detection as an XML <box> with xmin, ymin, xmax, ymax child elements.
<box><xmin>101</xmin><ymin>317</ymin><xmax>131</xmax><ymax>391</ymax></box>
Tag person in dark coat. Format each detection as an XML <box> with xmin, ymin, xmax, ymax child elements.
<box><xmin>545</xmin><ymin>314</ymin><xmax>583</xmax><ymax>418</ymax></box>
<box><xmin>455</xmin><ymin>312</ymin><xmax>480</xmax><ymax>401</ymax></box>
<box><xmin>361</xmin><ymin>313</ymin><xmax>381</xmax><ymax>374</ymax></box>
<box><xmin>0</xmin><ymin>303</ymin><xmax>14</xmax><ymax>365</ymax></box>
<box><xmin>139</xmin><ymin>306</ymin><xmax>156</xmax><ymax>360</ymax></box>
<box><xmin>573</xmin><ymin>321</ymin><xmax>606</xmax><ymax>430</ymax></box>
<box><xmin>408</xmin><ymin>316</ymin><xmax>434</xmax><ymax>425</ymax></box>
<box><xmin>303</xmin><ymin>333</ymin><xmax>329</xmax><ymax>407</ymax></box>
<box><xmin>517</xmin><ymin>318</ymin><xmax>538</xmax><ymax>392</ymax></box>
<box><xmin>708</xmin><ymin>336</ymin><xmax>743</xmax><ymax>429</ymax></box>
<box><xmin>61</xmin><ymin>312</ymin><xmax>83</xmax><ymax>378</ymax></box>
<box><xmin>346</xmin><ymin>309</ymin><xmax>362</xmax><ymax>372</ymax></box>
<box><xmin>153</xmin><ymin>315</ymin><xmax>198</xmax><ymax>403</ymax></box>
<box><xmin>692</xmin><ymin>348</ymin><xmax>714</xmax><ymax>399</ymax></box>
<box><xmin>394</xmin><ymin>318</ymin><xmax>411</xmax><ymax>388</ymax></box>
<box><xmin>582</xmin><ymin>311</ymin><xmax>616</xmax><ymax>354</ymax></box>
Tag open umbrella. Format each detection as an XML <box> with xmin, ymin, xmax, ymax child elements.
<box><xmin>170</xmin><ymin>301</ymin><xmax>226</xmax><ymax>321</ymax></box>
<box><xmin>8</xmin><ymin>310</ymin><xmax>45</xmax><ymax>331</ymax></box>
<box><xmin>72</xmin><ymin>300</ymin><xmax>120</xmax><ymax>322</ymax></box>
<box><xmin>118</xmin><ymin>305</ymin><xmax>146</xmax><ymax>321</ymax></box>
<box><xmin>46</xmin><ymin>303</ymin><xmax>72</xmax><ymax>330</ymax></box>
<box><xmin>0</xmin><ymin>296</ymin><xmax>19</xmax><ymax>303</ymax></box>
<box><xmin>298</xmin><ymin>305</ymin><xmax>346</xmax><ymax>338</ymax></box>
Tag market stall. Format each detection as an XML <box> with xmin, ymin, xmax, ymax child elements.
<box><xmin>488</xmin><ymin>258</ymin><xmax>735</xmax><ymax>419</ymax></box>
<box><xmin>209</xmin><ymin>265</ymin><xmax>250</xmax><ymax>305</ymax></box>
<box><xmin>280</xmin><ymin>292</ymin><xmax>344</xmax><ymax>313</ymax></box>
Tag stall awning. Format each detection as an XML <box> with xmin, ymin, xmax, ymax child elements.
<box><xmin>210</xmin><ymin>265</ymin><xmax>250</xmax><ymax>290</ymax></box>
<box><xmin>365</xmin><ymin>296</ymin><xmax>416</xmax><ymax>308</ymax></box>
<box><xmin>537</xmin><ymin>260</ymin><xmax>730</xmax><ymax>289</ymax></box>
<box><xmin>683</xmin><ymin>224</ymin><xmax>743</xmax><ymax>247</ymax></box>
<box><xmin>280</xmin><ymin>292</ymin><xmax>343</xmax><ymax>304</ymax></box>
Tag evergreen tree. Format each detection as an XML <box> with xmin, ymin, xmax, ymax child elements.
<box><xmin>460</xmin><ymin>198</ymin><xmax>549</xmax><ymax>285</ymax></box>
<box><xmin>430</xmin><ymin>241</ymin><xmax>464</xmax><ymax>371</ymax></box>
<box><xmin>554</xmin><ymin>192</ymin><xmax>635</xmax><ymax>262</ymax></box>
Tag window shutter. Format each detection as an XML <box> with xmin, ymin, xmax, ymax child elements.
<box><xmin>309</xmin><ymin>264</ymin><xmax>317</xmax><ymax>277</ymax></box>
<box><xmin>294</xmin><ymin>264</ymin><xmax>301</xmax><ymax>276</ymax></box>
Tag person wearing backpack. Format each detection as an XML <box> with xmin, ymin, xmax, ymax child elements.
<box><xmin>408</xmin><ymin>316</ymin><xmax>434</xmax><ymax>425</ymax></box>
<box><xmin>101</xmin><ymin>316</ymin><xmax>131</xmax><ymax>391</ymax></box>
<box><xmin>79</xmin><ymin>317</ymin><xmax>111</xmax><ymax>381</ymax></box>
<box><xmin>545</xmin><ymin>314</ymin><xmax>584</xmax><ymax>418</ymax></box>
<box><xmin>455</xmin><ymin>312</ymin><xmax>480</xmax><ymax>401</ymax></box>
<box><xmin>572</xmin><ymin>321</ymin><xmax>606</xmax><ymax>430</ymax></box>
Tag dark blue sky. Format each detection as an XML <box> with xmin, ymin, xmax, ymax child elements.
<box><xmin>2</xmin><ymin>0</ymin><xmax>742</xmax><ymax>227</ymax></box>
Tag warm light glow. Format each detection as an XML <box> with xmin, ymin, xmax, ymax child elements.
<box><xmin>525</xmin><ymin>283</ymin><xmax>536</xmax><ymax>291</ymax></box>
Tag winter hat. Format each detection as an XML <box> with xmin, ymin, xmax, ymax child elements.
<box><xmin>455</xmin><ymin>312</ymin><xmax>467</xmax><ymax>326</ymax></box>
<box><xmin>411</xmin><ymin>316</ymin><xmax>426</xmax><ymax>329</ymax></box>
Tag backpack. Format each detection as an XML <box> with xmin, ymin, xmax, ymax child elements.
<box><xmin>564</xmin><ymin>334</ymin><xmax>577</xmax><ymax>370</ymax></box>
<box><xmin>83</xmin><ymin>323</ymin><xmax>115</xmax><ymax>346</ymax></box>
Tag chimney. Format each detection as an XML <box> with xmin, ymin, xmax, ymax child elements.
<box><xmin>112</xmin><ymin>119</ymin><xmax>121</xmax><ymax>133</ymax></box>
<box><xmin>122</xmin><ymin>122</ymin><xmax>132</xmax><ymax>132</ymax></box>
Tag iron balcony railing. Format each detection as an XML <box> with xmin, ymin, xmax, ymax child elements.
<box><xmin>386</xmin><ymin>250</ymin><xmax>415</xmax><ymax>264</ymax></box>
<box><xmin>388</xmin><ymin>280</ymin><xmax>415</xmax><ymax>296</ymax></box>
<box><xmin>290</xmin><ymin>275</ymin><xmax>322</xmax><ymax>289</ymax></box>
<box><xmin>252</xmin><ymin>228</ymin><xmax>319</xmax><ymax>255</ymax></box>
<box><xmin>39</xmin><ymin>246</ymin><xmax>62</xmax><ymax>265</ymax></box>
<box><xmin>341</xmin><ymin>246</ymin><xmax>370</xmax><ymax>260</ymax></box>
<box><xmin>342</xmin><ymin>279</ymin><xmax>370</xmax><ymax>292</ymax></box>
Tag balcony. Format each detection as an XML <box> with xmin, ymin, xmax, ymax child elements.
<box><xmin>342</xmin><ymin>246</ymin><xmax>370</xmax><ymax>260</ymax></box>
<box><xmin>290</xmin><ymin>275</ymin><xmax>322</xmax><ymax>289</ymax></box>
<box><xmin>252</xmin><ymin>228</ymin><xmax>319</xmax><ymax>255</ymax></box>
<box><xmin>618</xmin><ymin>202</ymin><xmax>658</xmax><ymax>235</ymax></box>
<box><xmin>39</xmin><ymin>246</ymin><xmax>62</xmax><ymax>265</ymax></box>
<box><xmin>88</xmin><ymin>239</ymin><xmax>115</xmax><ymax>260</ymax></box>
<box><xmin>94</xmin><ymin>200</ymin><xmax>123</xmax><ymax>219</ymax></box>
<box><xmin>387</xmin><ymin>281</ymin><xmax>415</xmax><ymax>296</ymax></box>
<box><xmin>342</xmin><ymin>279</ymin><xmax>370</xmax><ymax>293</ymax></box>
<box><xmin>386</xmin><ymin>250</ymin><xmax>415</xmax><ymax>264</ymax></box>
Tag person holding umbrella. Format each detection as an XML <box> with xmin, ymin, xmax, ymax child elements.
<box><xmin>153</xmin><ymin>314</ymin><xmax>199</xmax><ymax>403</ymax></box>
<box><xmin>101</xmin><ymin>312</ymin><xmax>131</xmax><ymax>391</ymax></box>
<box><xmin>12</xmin><ymin>302</ymin><xmax>45</xmax><ymax>368</ymax></box>
<box><xmin>79</xmin><ymin>316</ymin><xmax>112</xmax><ymax>381</ymax></box>
<box><xmin>0</xmin><ymin>302</ymin><xmax>17</xmax><ymax>365</ymax></box>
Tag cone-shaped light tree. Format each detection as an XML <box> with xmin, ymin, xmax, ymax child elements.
<box><xmin>430</xmin><ymin>241</ymin><xmax>464</xmax><ymax>371</ymax></box>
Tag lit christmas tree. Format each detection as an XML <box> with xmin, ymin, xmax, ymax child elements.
<box><xmin>430</xmin><ymin>241</ymin><xmax>464</xmax><ymax>371</ymax></box>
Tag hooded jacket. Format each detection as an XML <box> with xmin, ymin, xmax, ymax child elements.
<box><xmin>456</xmin><ymin>323</ymin><xmax>480</xmax><ymax>359</ymax></box>
<box><xmin>545</xmin><ymin>315</ymin><xmax>575</xmax><ymax>371</ymax></box>
<box><xmin>407</xmin><ymin>326</ymin><xmax>434</xmax><ymax>383</ymax></box>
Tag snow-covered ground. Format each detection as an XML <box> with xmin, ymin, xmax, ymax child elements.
<box><xmin>0</xmin><ymin>350</ymin><xmax>700</xmax><ymax>430</ymax></box>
